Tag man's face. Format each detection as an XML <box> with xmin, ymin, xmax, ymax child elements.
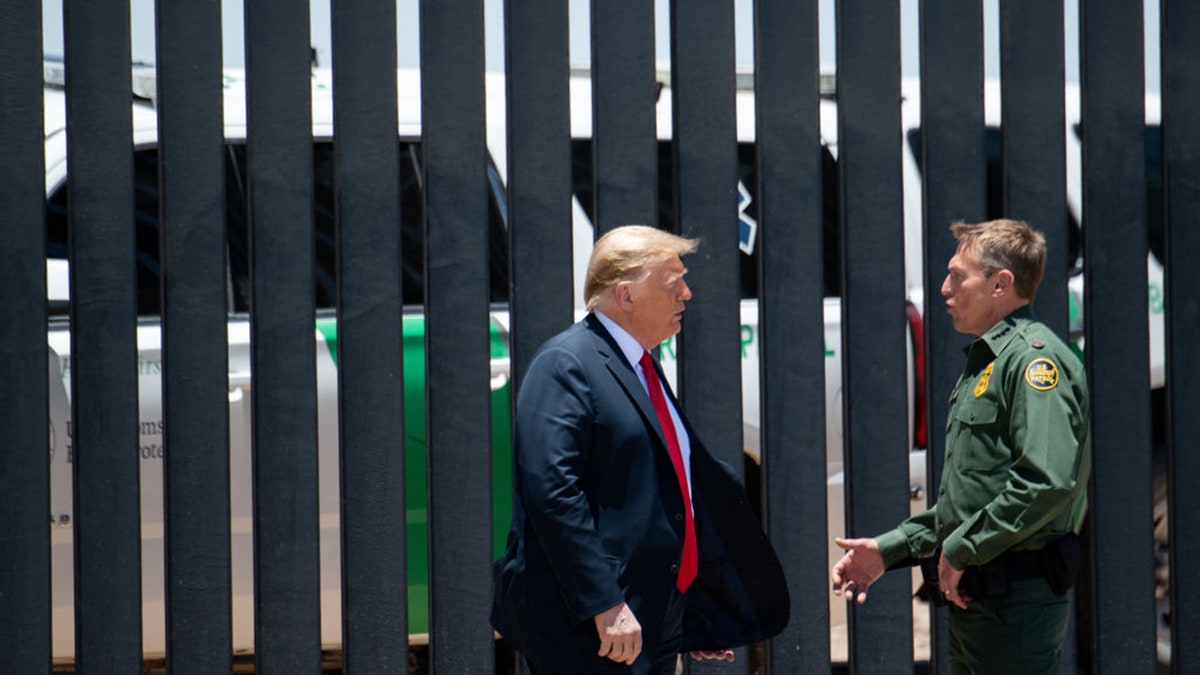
<box><xmin>941</xmin><ymin>243</ymin><xmax>1002</xmax><ymax>336</ymax></box>
<box><xmin>626</xmin><ymin>254</ymin><xmax>692</xmax><ymax>348</ymax></box>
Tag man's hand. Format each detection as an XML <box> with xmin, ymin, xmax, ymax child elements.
<box><xmin>690</xmin><ymin>649</ymin><xmax>735</xmax><ymax>662</ymax></box>
<box><xmin>594</xmin><ymin>602</ymin><xmax>642</xmax><ymax>665</ymax></box>
<box><xmin>831</xmin><ymin>537</ymin><xmax>886</xmax><ymax>604</ymax></box>
<box><xmin>937</xmin><ymin>552</ymin><xmax>970</xmax><ymax>609</ymax></box>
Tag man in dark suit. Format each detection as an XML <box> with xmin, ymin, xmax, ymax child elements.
<box><xmin>492</xmin><ymin>225</ymin><xmax>789</xmax><ymax>674</ymax></box>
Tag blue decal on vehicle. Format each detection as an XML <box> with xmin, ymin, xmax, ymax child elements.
<box><xmin>738</xmin><ymin>182</ymin><xmax>757</xmax><ymax>255</ymax></box>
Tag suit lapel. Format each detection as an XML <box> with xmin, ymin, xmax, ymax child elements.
<box><xmin>584</xmin><ymin>315</ymin><xmax>671</xmax><ymax>451</ymax></box>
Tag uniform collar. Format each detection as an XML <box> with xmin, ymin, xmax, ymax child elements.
<box><xmin>972</xmin><ymin>304</ymin><xmax>1037</xmax><ymax>358</ymax></box>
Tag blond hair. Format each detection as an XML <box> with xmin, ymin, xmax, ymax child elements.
<box><xmin>950</xmin><ymin>219</ymin><xmax>1046</xmax><ymax>300</ymax></box>
<box><xmin>584</xmin><ymin>225</ymin><xmax>699</xmax><ymax>310</ymax></box>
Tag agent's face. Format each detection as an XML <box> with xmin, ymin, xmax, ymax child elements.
<box><xmin>941</xmin><ymin>243</ymin><xmax>1002</xmax><ymax>336</ymax></box>
<box><xmin>626</xmin><ymin>254</ymin><xmax>692</xmax><ymax>349</ymax></box>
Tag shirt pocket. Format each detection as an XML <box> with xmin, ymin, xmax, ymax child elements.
<box><xmin>951</xmin><ymin>398</ymin><xmax>1008</xmax><ymax>473</ymax></box>
<box><xmin>954</xmin><ymin>397</ymin><xmax>998</xmax><ymax>425</ymax></box>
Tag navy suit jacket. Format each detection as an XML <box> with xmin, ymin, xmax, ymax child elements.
<box><xmin>492</xmin><ymin>314</ymin><xmax>789</xmax><ymax>673</ymax></box>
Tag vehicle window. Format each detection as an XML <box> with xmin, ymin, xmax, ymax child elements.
<box><xmin>1066</xmin><ymin>122</ymin><xmax>1163</xmax><ymax>266</ymax></box>
<box><xmin>47</xmin><ymin>140</ymin><xmax>512</xmax><ymax>317</ymax></box>
<box><xmin>46</xmin><ymin>185</ymin><xmax>68</xmax><ymax>314</ymax></box>
<box><xmin>906</xmin><ymin>126</ymin><xmax>1084</xmax><ymax>271</ymax></box>
<box><xmin>1144</xmin><ymin>125</ymin><xmax>1164</xmax><ymax>265</ymax></box>
<box><xmin>45</xmin><ymin>148</ymin><xmax>166</xmax><ymax>317</ymax></box>
<box><xmin>570</xmin><ymin>140</ymin><xmax>842</xmax><ymax>299</ymax></box>
<box><xmin>231</xmin><ymin>140</ymin><xmax>511</xmax><ymax>311</ymax></box>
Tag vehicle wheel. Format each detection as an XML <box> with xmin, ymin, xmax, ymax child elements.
<box><xmin>1153</xmin><ymin>466</ymin><xmax>1170</xmax><ymax>666</ymax></box>
<box><xmin>743</xmin><ymin>453</ymin><xmax>763</xmax><ymax>520</ymax></box>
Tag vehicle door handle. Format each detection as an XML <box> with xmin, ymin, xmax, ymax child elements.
<box><xmin>229</xmin><ymin>371</ymin><xmax>252</xmax><ymax>400</ymax></box>
<box><xmin>490</xmin><ymin>357</ymin><xmax>510</xmax><ymax>391</ymax></box>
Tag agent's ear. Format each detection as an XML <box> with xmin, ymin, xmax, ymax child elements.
<box><xmin>994</xmin><ymin>269</ymin><xmax>1015</xmax><ymax>296</ymax></box>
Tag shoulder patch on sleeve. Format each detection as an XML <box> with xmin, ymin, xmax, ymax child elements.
<box><xmin>1024</xmin><ymin>357</ymin><xmax>1058</xmax><ymax>391</ymax></box>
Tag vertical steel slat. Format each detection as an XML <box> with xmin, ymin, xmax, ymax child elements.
<box><xmin>999</xmin><ymin>6</ymin><xmax>1076</xmax><ymax>670</ymax></box>
<box><xmin>0</xmin><ymin>0</ymin><xmax>51</xmax><ymax>669</ymax></box>
<box><xmin>505</xmin><ymin>0</ymin><xmax>573</xmax><ymax>390</ymax></box>
<box><xmin>420</xmin><ymin>0</ymin><xmax>494</xmax><ymax>670</ymax></box>
<box><xmin>332</xmin><ymin>1</ymin><xmax>407</xmax><ymax>672</ymax></box>
<box><xmin>590</xmin><ymin>0</ymin><xmax>658</xmax><ymax>237</ymax></box>
<box><xmin>503</xmin><ymin>11</ymin><xmax>571</xmax><ymax>667</ymax></box>
<box><xmin>243</xmin><ymin>0</ymin><xmax>321</xmax><ymax>671</ymax></box>
<box><xmin>1079</xmin><ymin>1</ymin><xmax>1156</xmax><ymax>672</ymax></box>
<box><xmin>669</xmin><ymin>0</ymin><xmax>742</xmax><ymax>672</ymax></box>
<box><xmin>835</xmin><ymin>0</ymin><xmax>912</xmax><ymax>670</ymax></box>
<box><xmin>63</xmin><ymin>0</ymin><xmax>143</xmax><ymax>670</ymax></box>
<box><xmin>753</xmin><ymin>0</ymin><xmax>827</xmax><ymax>671</ymax></box>
<box><xmin>669</xmin><ymin>0</ymin><xmax>740</xmax><ymax>463</ymax></box>
<box><xmin>1163</xmin><ymin>3</ymin><xmax>1200</xmax><ymax>672</ymax></box>
<box><xmin>918</xmin><ymin>2</ymin><xmax>986</xmax><ymax>672</ymax></box>
<box><xmin>156</xmin><ymin>0</ymin><xmax>233</xmax><ymax>671</ymax></box>
<box><xmin>999</xmin><ymin>0</ymin><xmax>1069</xmax><ymax>336</ymax></box>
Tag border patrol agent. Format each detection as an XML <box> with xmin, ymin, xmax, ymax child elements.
<box><xmin>830</xmin><ymin>219</ymin><xmax>1091</xmax><ymax>674</ymax></box>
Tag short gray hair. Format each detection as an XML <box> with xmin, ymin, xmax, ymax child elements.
<box><xmin>950</xmin><ymin>219</ymin><xmax>1047</xmax><ymax>300</ymax></box>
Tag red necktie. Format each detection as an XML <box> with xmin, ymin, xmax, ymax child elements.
<box><xmin>639</xmin><ymin>351</ymin><xmax>697</xmax><ymax>592</ymax></box>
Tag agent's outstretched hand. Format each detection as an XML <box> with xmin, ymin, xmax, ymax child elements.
<box><xmin>831</xmin><ymin>537</ymin><xmax>886</xmax><ymax>604</ymax></box>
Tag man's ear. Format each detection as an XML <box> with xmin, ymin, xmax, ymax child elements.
<box><xmin>616</xmin><ymin>283</ymin><xmax>634</xmax><ymax>309</ymax></box>
<box><xmin>994</xmin><ymin>270</ymin><xmax>1015</xmax><ymax>296</ymax></box>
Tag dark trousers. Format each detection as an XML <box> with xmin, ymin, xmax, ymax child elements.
<box><xmin>947</xmin><ymin>578</ymin><xmax>1070</xmax><ymax>675</ymax></box>
<box><xmin>649</xmin><ymin>590</ymin><xmax>685</xmax><ymax>674</ymax></box>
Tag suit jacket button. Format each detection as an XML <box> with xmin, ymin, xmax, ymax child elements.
<box><xmin>669</xmin><ymin>564</ymin><xmax>680</xmax><ymax>575</ymax></box>
<box><xmin>675</xmin><ymin>512</ymin><xmax>684</xmax><ymax>522</ymax></box>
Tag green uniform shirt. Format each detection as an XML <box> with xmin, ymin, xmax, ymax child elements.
<box><xmin>877</xmin><ymin>305</ymin><xmax>1092</xmax><ymax>571</ymax></box>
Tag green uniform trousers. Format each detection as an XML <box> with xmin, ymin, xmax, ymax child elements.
<box><xmin>947</xmin><ymin>578</ymin><xmax>1071</xmax><ymax>675</ymax></box>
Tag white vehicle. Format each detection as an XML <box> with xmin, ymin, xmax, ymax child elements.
<box><xmin>43</xmin><ymin>60</ymin><xmax>923</xmax><ymax>665</ymax></box>
<box><xmin>41</xmin><ymin>58</ymin><xmax>1165</xmax><ymax>666</ymax></box>
<box><xmin>44</xmin><ymin>62</ymin><xmax>518</xmax><ymax>661</ymax></box>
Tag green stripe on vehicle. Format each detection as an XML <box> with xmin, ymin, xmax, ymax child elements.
<box><xmin>316</xmin><ymin>317</ymin><xmax>338</xmax><ymax>367</ymax></box>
